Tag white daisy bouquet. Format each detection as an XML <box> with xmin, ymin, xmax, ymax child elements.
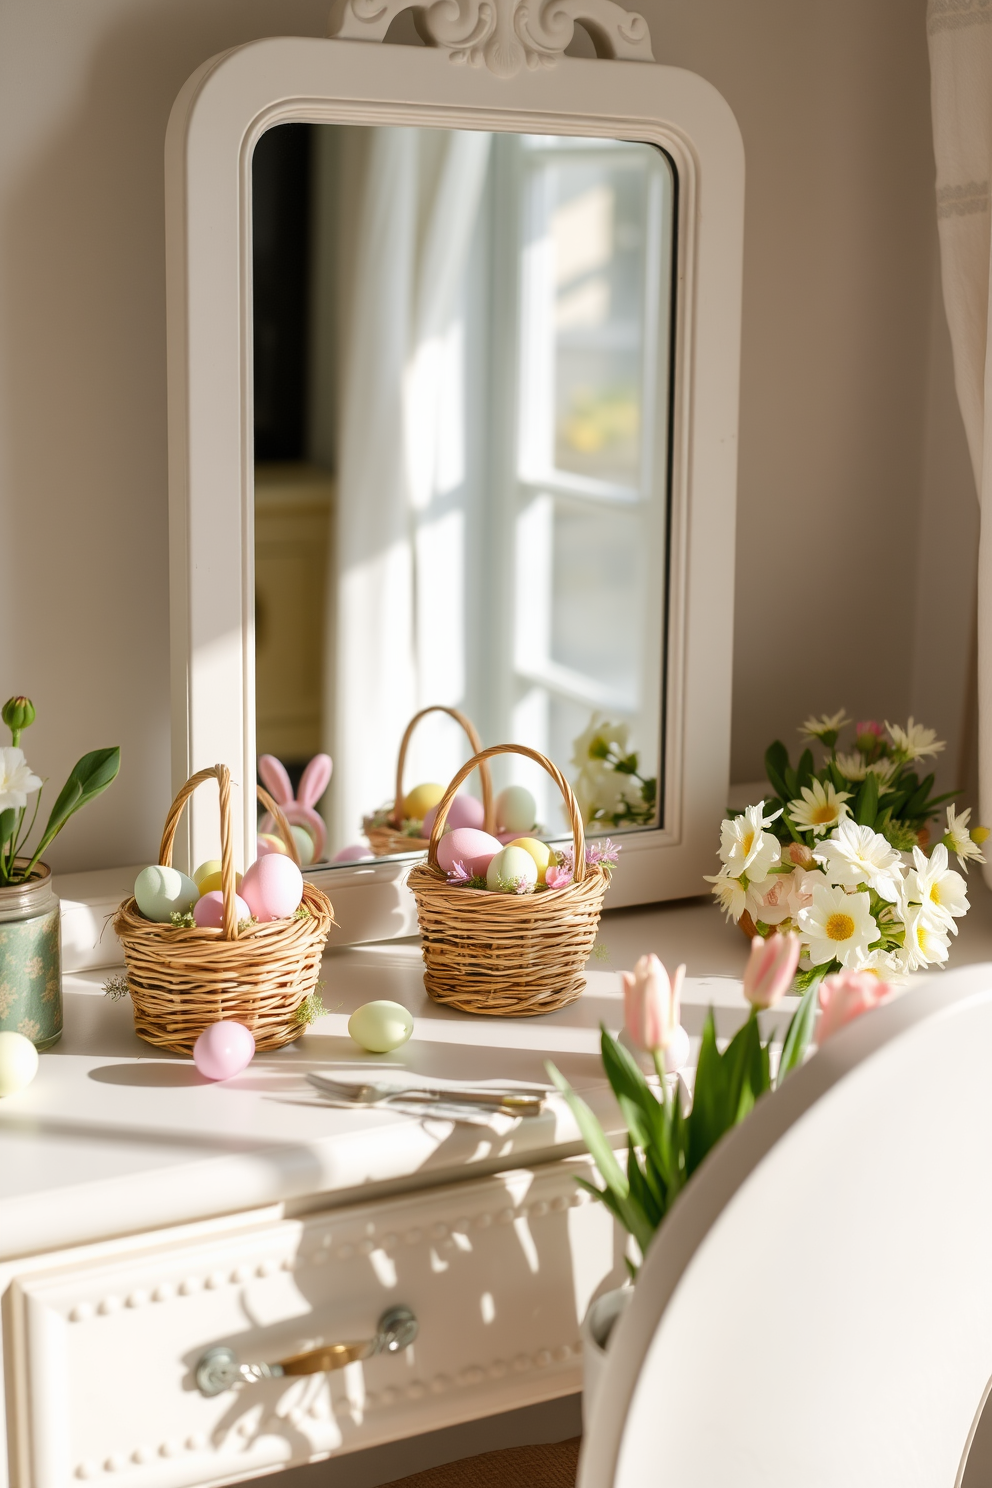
<box><xmin>707</xmin><ymin>711</ymin><xmax>989</xmax><ymax>987</ymax></box>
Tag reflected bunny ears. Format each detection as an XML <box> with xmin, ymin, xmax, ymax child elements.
<box><xmin>258</xmin><ymin>753</ymin><xmax>332</xmax><ymax>864</ymax></box>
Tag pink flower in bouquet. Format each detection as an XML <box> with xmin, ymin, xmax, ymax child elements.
<box><xmin>816</xmin><ymin>969</ymin><xmax>893</xmax><ymax>1045</ymax></box>
<box><xmin>621</xmin><ymin>953</ymin><xmax>685</xmax><ymax>1053</ymax></box>
<box><xmin>781</xmin><ymin>841</ymin><xmax>815</xmax><ymax>869</ymax></box>
<box><xmin>742</xmin><ymin>932</ymin><xmax>800</xmax><ymax>1009</ymax></box>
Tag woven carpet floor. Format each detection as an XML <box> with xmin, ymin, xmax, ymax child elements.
<box><xmin>381</xmin><ymin>1437</ymin><xmax>581</xmax><ymax>1488</ymax></box>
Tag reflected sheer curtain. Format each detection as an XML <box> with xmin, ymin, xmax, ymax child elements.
<box><xmin>928</xmin><ymin>1</ymin><xmax>992</xmax><ymax>886</ymax></box>
<box><xmin>326</xmin><ymin>128</ymin><xmax>491</xmax><ymax>851</ymax></box>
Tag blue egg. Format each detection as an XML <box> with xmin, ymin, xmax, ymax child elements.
<box><xmin>134</xmin><ymin>865</ymin><xmax>199</xmax><ymax>923</ymax></box>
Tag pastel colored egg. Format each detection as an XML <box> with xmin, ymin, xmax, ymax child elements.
<box><xmin>134</xmin><ymin>865</ymin><xmax>199</xmax><ymax>923</ymax></box>
<box><xmin>495</xmin><ymin>785</ymin><xmax>537</xmax><ymax>834</ymax></box>
<box><xmin>422</xmin><ymin>794</ymin><xmax>485</xmax><ymax>838</ymax></box>
<box><xmin>348</xmin><ymin>1000</ymin><xmax>414</xmax><ymax>1054</ymax></box>
<box><xmin>486</xmin><ymin>845</ymin><xmax>538</xmax><ymax>893</ymax></box>
<box><xmin>436</xmin><ymin>827</ymin><xmax>503</xmax><ymax>879</ymax></box>
<box><xmin>257</xmin><ymin>833</ymin><xmax>289</xmax><ymax>857</ymax></box>
<box><xmin>290</xmin><ymin>825</ymin><xmax>316</xmax><ymax>865</ymax></box>
<box><xmin>193</xmin><ymin>1021</ymin><xmax>255</xmax><ymax>1081</ymax></box>
<box><xmin>506</xmin><ymin>836</ymin><xmax>554</xmax><ymax>884</ymax></box>
<box><xmin>0</xmin><ymin>1031</ymin><xmax>39</xmax><ymax>1097</ymax></box>
<box><xmin>196</xmin><ymin>868</ymin><xmax>244</xmax><ymax>898</ymax></box>
<box><xmin>401</xmin><ymin>782</ymin><xmax>445</xmax><ymax>821</ymax></box>
<box><xmin>193</xmin><ymin>858</ymin><xmax>221</xmax><ymax>888</ymax></box>
<box><xmin>333</xmin><ymin>843</ymin><xmax>372</xmax><ymax>863</ymax></box>
<box><xmin>241</xmin><ymin>853</ymin><xmax>304</xmax><ymax>921</ymax></box>
<box><xmin>193</xmin><ymin>890</ymin><xmax>252</xmax><ymax>929</ymax></box>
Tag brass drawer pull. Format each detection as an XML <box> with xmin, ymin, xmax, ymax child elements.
<box><xmin>195</xmin><ymin>1305</ymin><xmax>418</xmax><ymax>1396</ymax></box>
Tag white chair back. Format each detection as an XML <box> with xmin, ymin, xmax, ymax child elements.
<box><xmin>579</xmin><ymin>963</ymin><xmax>992</xmax><ymax>1488</ymax></box>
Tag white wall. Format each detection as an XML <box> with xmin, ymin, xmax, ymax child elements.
<box><xmin>0</xmin><ymin>0</ymin><xmax>973</xmax><ymax>872</ymax></box>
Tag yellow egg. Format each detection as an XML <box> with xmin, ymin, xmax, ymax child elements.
<box><xmin>197</xmin><ymin>869</ymin><xmax>244</xmax><ymax>897</ymax></box>
<box><xmin>193</xmin><ymin>859</ymin><xmax>222</xmax><ymax>888</ymax></box>
<box><xmin>507</xmin><ymin>836</ymin><xmax>554</xmax><ymax>884</ymax></box>
<box><xmin>401</xmin><ymin>782</ymin><xmax>445</xmax><ymax>821</ymax></box>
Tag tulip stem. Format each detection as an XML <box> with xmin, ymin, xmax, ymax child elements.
<box><xmin>651</xmin><ymin>1049</ymin><xmax>668</xmax><ymax>1104</ymax></box>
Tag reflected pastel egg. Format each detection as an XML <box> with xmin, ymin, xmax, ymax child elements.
<box><xmin>423</xmin><ymin>794</ymin><xmax>485</xmax><ymax>838</ymax></box>
<box><xmin>333</xmin><ymin>844</ymin><xmax>371</xmax><ymax>863</ymax></box>
<box><xmin>193</xmin><ymin>1021</ymin><xmax>255</xmax><ymax>1081</ymax></box>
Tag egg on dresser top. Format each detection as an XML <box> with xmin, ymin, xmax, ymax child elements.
<box><xmin>348</xmin><ymin>1000</ymin><xmax>414</xmax><ymax>1053</ymax></box>
<box><xmin>0</xmin><ymin>1031</ymin><xmax>39</xmax><ymax>1097</ymax></box>
<box><xmin>435</xmin><ymin>827</ymin><xmax>503</xmax><ymax>878</ymax></box>
<box><xmin>240</xmin><ymin>853</ymin><xmax>304</xmax><ymax>922</ymax></box>
<box><xmin>134</xmin><ymin>865</ymin><xmax>199</xmax><ymax>923</ymax></box>
<box><xmin>422</xmin><ymin>793</ymin><xmax>485</xmax><ymax>838</ymax></box>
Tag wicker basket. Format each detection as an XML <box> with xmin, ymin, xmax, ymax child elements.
<box><xmin>113</xmin><ymin>764</ymin><xmax>334</xmax><ymax>1054</ymax></box>
<box><xmin>362</xmin><ymin>706</ymin><xmax>494</xmax><ymax>858</ymax></box>
<box><xmin>407</xmin><ymin>744</ymin><xmax>611</xmax><ymax>1018</ymax></box>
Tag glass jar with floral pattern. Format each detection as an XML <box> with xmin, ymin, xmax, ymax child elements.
<box><xmin>0</xmin><ymin>861</ymin><xmax>61</xmax><ymax>1049</ymax></box>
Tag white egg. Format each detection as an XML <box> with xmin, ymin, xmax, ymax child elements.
<box><xmin>134</xmin><ymin>865</ymin><xmax>199</xmax><ymax>923</ymax></box>
<box><xmin>486</xmin><ymin>845</ymin><xmax>539</xmax><ymax>893</ymax></box>
<box><xmin>348</xmin><ymin>1000</ymin><xmax>414</xmax><ymax>1053</ymax></box>
<box><xmin>0</xmin><ymin>1031</ymin><xmax>39</xmax><ymax>1097</ymax></box>
<box><xmin>495</xmin><ymin>785</ymin><xmax>537</xmax><ymax>834</ymax></box>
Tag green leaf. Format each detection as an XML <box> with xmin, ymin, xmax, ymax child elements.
<box><xmin>546</xmin><ymin>1061</ymin><xmax>629</xmax><ymax>1199</ymax></box>
<box><xmin>0</xmin><ymin>808</ymin><xmax>14</xmax><ymax>849</ymax></box>
<box><xmin>828</xmin><ymin>760</ymin><xmax>849</xmax><ymax>795</ymax></box>
<box><xmin>599</xmin><ymin>1026</ymin><xmax>663</xmax><ymax>1148</ymax></box>
<box><xmin>784</xmin><ymin>766</ymin><xmax>799</xmax><ymax>800</ymax></box>
<box><xmin>626</xmin><ymin>1137</ymin><xmax>664</xmax><ymax>1227</ymax></box>
<box><xmin>30</xmin><ymin>748</ymin><xmax>120</xmax><ymax>864</ymax></box>
<box><xmin>723</xmin><ymin>1013</ymin><xmax>769</xmax><ymax>1126</ymax></box>
<box><xmin>855</xmin><ymin>770</ymin><xmax>879</xmax><ymax>828</ymax></box>
<box><xmin>797</xmin><ymin>749</ymin><xmax>814</xmax><ymax>792</ymax></box>
<box><xmin>764</xmin><ymin>741</ymin><xmax>791</xmax><ymax>803</ymax></box>
<box><xmin>905</xmin><ymin>774</ymin><xmax>934</xmax><ymax>817</ymax></box>
<box><xmin>685</xmin><ymin>1011</ymin><xmax>728</xmax><ymax>1177</ymax></box>
<box><xmin>776</xmin><ymin>973</ymin><xmax>821</xmax><ymax>1085</ymax></box>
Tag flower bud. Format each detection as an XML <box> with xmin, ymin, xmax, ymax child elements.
<box><xmin>742</xmin><ymin>932</ymin><xmax>800</xmax><ymax>1009</ymax></box>
<box><xmin>2</xmin><ymin>696</ymin><xmax>35</xmax><ymax>745</ymax></box>
<box><xmin>781</xmin><ymin>841</ymin><xmax>814</xmax><ymax>869</ymax></box>
<box><xmin>816</xmin><ymin>970</ymin><xmax>892</xmax><ymax>1045</ymax></box>
<box><xmin>972</xmin><ymin>826</ymin><xmax>990</xmax><ymax>846</ymax></box>
<box><xmin>621</xmin><ymin>953</ymin><xmax>684</xmax><ymax>1053</ymax></box>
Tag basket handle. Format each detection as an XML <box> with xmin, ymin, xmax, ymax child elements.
<box><xmin>158</xmin><ymin>766</ymin><xmax>299</xmax><ymax>941</ymax></box>
<box><xmin>390</xmin><ymin>707</ymin><xmax>494</xmax><ymax>833</ymax></box>
<box><xmin>427</xmin><ymin>744</ymin><xmax>586</xmax><ymax>884</ymax></box>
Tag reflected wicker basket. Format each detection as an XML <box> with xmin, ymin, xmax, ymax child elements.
<box><xmin>407</xmin><ymin>744</ymin><xmax>611</xmax><ymax>1018</ymax></box>
<box><xmin>113</xmin><ymin>764</ymin><xmax>334</xmax><ymax>1054</ymax></box>
<box><xmin>362</xmin><ymin>705</ymin><xmax>494</xmax><ymax>857</ymax></box>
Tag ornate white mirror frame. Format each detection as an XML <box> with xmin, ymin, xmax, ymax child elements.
<box><xmin>164</xmin><ymin>16</ymin><xmax>744</xmax><ymax>943</ymax></box>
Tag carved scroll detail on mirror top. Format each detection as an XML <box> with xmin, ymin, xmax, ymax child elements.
<box><xmin>328</xmin><ymin>0</ymin><xmax>654</xmax><ymax>77</ymax></box>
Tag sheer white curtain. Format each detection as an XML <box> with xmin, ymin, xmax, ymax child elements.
<box><xmin>928</xmin><ymin>1</ymin><xmax>992</xmax><ymax>885</ymax></box>
<box><xmin>326</xmin><ymin>128</ymin><xmax>491</xmax><ymax>851</ymax></box>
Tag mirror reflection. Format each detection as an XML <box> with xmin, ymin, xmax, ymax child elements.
<box><xmin>252</xmin><ymin>122</ymin><xmax>674</xmax><ymax>866</ymax></box>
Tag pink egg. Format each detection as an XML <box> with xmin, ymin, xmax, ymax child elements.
<box><xmin>241</xmin><ymin>853</ymin><xmax>304</xmax><ymax>921</ymax></box>
<box><xmin>333</xmin><ymin>843</ymin><xmax>372</xmax><ymax>863</ymax></box>
<box><xmin>423</xmin><ymin>794</ymin><xmax>485</xmax><ymax>838</ymax></box>
<box><xmin>193</xmin><ymin>890</ymin><xmax>251</xmax><ymax>929</ymax></box>
<box><xmin>193</xmin><ymin>1020</ymin><xmax>255</xmax><ymax>1080</ymax></box>
<box><xmin>436</xmin><ymin>827</ymin><xmax>503</xmax><ymax>878</ymax></box>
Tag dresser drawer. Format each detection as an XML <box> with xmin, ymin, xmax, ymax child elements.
<box><xmin>4</xmin><ymin>1159</ymin><xmax>622</xmax><ymax>1488</ymax></box>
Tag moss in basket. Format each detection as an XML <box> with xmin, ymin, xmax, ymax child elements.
<box><xmin>296</xmin><ymin>987</ymin><xmax>327</xmax><ymax>1026</ymax></box>
<box><xmin>103</xmin><ymin>974</ymin><xmax>130</xmax><ymax>1002</ymax></box>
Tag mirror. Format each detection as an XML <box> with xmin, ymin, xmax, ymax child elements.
<box><xmin>251</xmin><ymin>121</ymin><xmax>675</xmax><ymax>868</ymax></box>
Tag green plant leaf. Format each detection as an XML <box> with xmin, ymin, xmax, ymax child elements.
<box><xmin>905</xmin><ymin>774</ymin><xmax>934</xmax><ymax>817</ymax></box>
<box><xmin>784</xmin><ymin>766</ymin><xmax>799</xmax><ymax>800</ymax></box>
<box><xmin>685</xmin><ymin>1011</ymin><xmax>728</xmax><ymax>1177</ymax></box>
<box><xmin>764</xmin><ymin>741</ymin><xmax>791</xmax><ymax>803</ymax></box>
<box><xmin>599</xmin><ymin>1026</ymin><xmax>664</xmax><ymax>1147</ymax></box>
<box><xmin>626</xmin><ymin>1136</ymin><xmax>664</xmax><ymax>1227</ymax></box>
<box><xmin>29</xmin><ymin>748</ymin><xmax>120</xmax><ymax>865</ymax></box>
<box><xmin>855</xmin><ymin>770</ymin><xmax>879</xmax><ymax>828</ymax></box>
<box><xmin>0</xmin><ymin>808</ymin><xmax>14</xmax><ymax>849</ymax></box>
<box><xmin>828</xmin><ymin>760</ymin><xmax>849</xmax><ymax>795</ymax></box>
<box><xmin>776</xmin><ymin>973</ymin><xmax>821</xmax><ymax>1085</ymax></box>
<box><xmin>797</xmin><ymin>749</ymin><xmax>814</xmax><ymax>792</ymax></box>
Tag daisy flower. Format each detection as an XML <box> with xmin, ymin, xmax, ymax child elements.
<box><xmin>942</xmin><ymin>804</ymin><xmax>988</xmax><ymax>873</ymax></box>
<box><xmin>787</xmin><ymin>779</ymin><xmax>852</xmax><ymax>837</ymax></box>
<box><xmin>835</xmin><ymin>751</ymin><xmax>868</xmax><ymax>782</ymax></box>
<box><xmin>901</xmin><ymin>844</ymin><xmax>969</xmax><ymax>932</ymax></box>
<box><xmin>900</xmin><ymin>902</ymin><xmax>951</xmax><ymax>971</ymax></box>
<box><xmin>886</xmin><ymin>718</ymin><xmax>945</xmax><ymax>762</ymax></box>
<box><xmin>718</xmin><ymin>801</ymin><xmax>782</xmax><ymax>880</ymax></box>
<box><xmin>799</xmin><ymin>710</ymin><xmax>851</xmax><ymax>743</ymax></box>
<box><xmin>704</xmin><ymin>868</ymin><xmax>747</xmax><ymax>922</ymax></box>
<box><xmin>0</xmin><ymin>748</ymin><xmax>42</xmax><ymax>812</ymax></box>
<box><xmin>797</xmin><ymin>882</ymin><xmax>878</xmax><ymax>968</ymax></box>
<box><xmin>814</xmin><ymin>821</ymin><xmax>904</xmax><ymax>901</ymax></box>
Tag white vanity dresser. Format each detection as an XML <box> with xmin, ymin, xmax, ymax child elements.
<box><xmin>0</xmin><ymin>899</ymin><xmax>761</xmax><ymax>1488</ymax></box>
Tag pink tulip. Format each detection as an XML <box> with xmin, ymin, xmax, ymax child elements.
<box><xmin>621</xmin><ymin>953</ymin><xmax>685</xmax><ymax>1052</ymax></box>
<box><xmin>817</xmin><ymin>970</ymin><xmax>892</xmax><ymax>1045</ymax></box>
<box><xmin>742</xmin><ymin>932</ymin><xmax>800</xmax><ymax>1009</ymax></box>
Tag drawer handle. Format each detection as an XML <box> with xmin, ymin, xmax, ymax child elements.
<box><xmin>194</xmin><ymin>1305</ymin><xmax>418</xmax><ymax>1396</ymax></box>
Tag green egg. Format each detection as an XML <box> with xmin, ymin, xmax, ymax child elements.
<box><xmin>347</xmin><ymin>1000</ymin><xmax>414</xmax><ymax>1053</ymax></box>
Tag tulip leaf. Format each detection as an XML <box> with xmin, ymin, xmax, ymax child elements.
<box><xmin>545</xmin><ymin>1061</ymin><xmax>629</xmax><ymax>1200</ymax></box>
<box><xmin>626</xmin><ymin>1137</ymin><xmax>664</xmax><ymax>1227</ymax></box>
<box><xmin>599</xmin><ymin>1026</ymin><xmax>664</xmax><ymax>1147</ymax></box>
<box><xmin>685</xmin><ymin>1011</ymin><xmax>728</xmax><ymax>1177</ymax></box>
<box><xmin>30</xmin><ymin>748</ymin><xmax>121</xmax><ymax>864</ymax></box>
<box><xmin>777</xmin><ymin>974</ymin><xmax>821</xmax><ymax>1085</ymax></box>
<box><xmin>764</xmin><ymin>741</ymin><xmax>791</xmax><ymax>803</ymax></box>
